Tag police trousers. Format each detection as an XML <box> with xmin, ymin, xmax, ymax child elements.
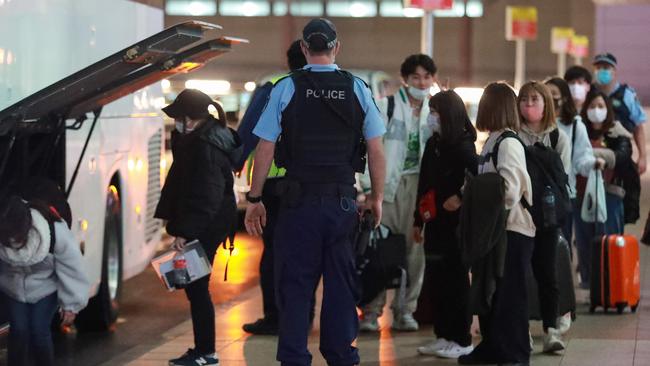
<box><xmin>274</xmin><ymin>189</ymin><xmax>360</xmax><ymax>366</ymax></box>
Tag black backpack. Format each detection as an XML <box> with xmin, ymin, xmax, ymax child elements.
<box><xmin>490</xmin><ymin>130</ymin><xmax>571</xmax><ymax>229</ymax></box>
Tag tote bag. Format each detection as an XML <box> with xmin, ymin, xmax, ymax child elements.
<box><xmin>581</xmin><ymin>169</ymin><xmax>607</xmax><ymax>223</ymax></box>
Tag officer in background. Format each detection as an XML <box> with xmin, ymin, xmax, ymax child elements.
<box><xmin>244</xmin><ymin>18</ymin><xmax>386</xmax><ymax>366</ymax></box>
<box><xmin>237</xmin><ymin>40</ymin><xmax>315</xmax><ymax>336</ymax></box>
<box><xmin>593</xmin><ymin>52</ymin><xmax>647</xmax><ymax>174</ymax></box>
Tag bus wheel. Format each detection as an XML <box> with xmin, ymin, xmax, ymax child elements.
<box><xmin>76</xmin><ymin>186</ymin><xmax>122</xmax><ymax>332</ymax></box>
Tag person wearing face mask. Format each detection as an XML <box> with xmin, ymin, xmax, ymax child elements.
<box><xmin>412</xmin><ymin>91</ymin><xmax>477</xmax><ymax>359</ymax></box>
<box><xmin>154</xmin><ymin>88</ymin><xmax>243</xmax><ymax>366</ymax></box>
<box><xmin>359</xmin><ymin>54</ymin><xmax>437</xmax><ymax>333</ymax></box>
<box><xmin>593</xmin><ymin>53</ymin><xmax>647</xmax><ymax>176</ymax></box>
<box><xmin>564</xmin><ymin>66</ymin><xmax>593</xmax><ymax>112</ymax></box>
<box><xmin>517</xmin><ymin>81</ymin><xmax>571</xmax><ymax>354</ymax></box>
<box><xmin>544</xmin><ymin>77</ymin><xmax>602</xmax><ymax>335</ymax></box>
<box><xmin>574</xmin><ymin>90</ymin><xmax>636</xmax><ymax>290</ymax></box>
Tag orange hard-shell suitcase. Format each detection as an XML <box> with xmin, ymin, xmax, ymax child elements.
<box><xmin>590</xmin><ymin>235</ymin><xmax>641</xmax><ymax>314</ymax></box>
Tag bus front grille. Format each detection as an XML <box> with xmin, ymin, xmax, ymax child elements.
<box><xmin>145</xmin><ymin>129</ymin><xmax>163</xmax><ymax>243</ymax></box>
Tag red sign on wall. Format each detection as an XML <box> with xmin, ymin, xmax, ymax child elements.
<box><xmin>506</xmin><ymin>6</ymin><xmax>538</xmax><ymax>41</ymax></box>
<box><xmin>403</xmin><ymin>0</ymin><xmax>454</xmax><ymax>11</ymax></box>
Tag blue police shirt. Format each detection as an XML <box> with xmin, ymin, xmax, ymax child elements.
<box><xmin>610</xmin><ymin>82</ymin><xmax>647</xmax><ymax>126</ymax></box>
<box><xmin>253</xmin><ymin>64</ymin><xmax>386</xmax><ymax>142</ymax></box>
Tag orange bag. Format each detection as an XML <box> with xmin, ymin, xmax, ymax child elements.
<box><xmin>418</xmin><ymin>190</ymin><xmax>437</xmax><ymax>223</ymax></box>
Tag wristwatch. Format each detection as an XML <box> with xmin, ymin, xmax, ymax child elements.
<box><xmin>246</xmin><ymin>192</ymin><xmax>262</xmax><ymax>203</ymax></box>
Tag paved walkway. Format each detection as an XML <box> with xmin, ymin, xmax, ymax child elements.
<box><xmin>102</xmin><ymin>213</ymin><xmax>650</xmax><ymax>365</ymax></box>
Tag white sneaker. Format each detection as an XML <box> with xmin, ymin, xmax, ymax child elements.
<box><xmin>359</xmin><ymin>313</ymin><xmax>379</xmax><ymax>332</ymax></box>
<box><xmin>417</xmin><ymin>338</ymin><xmax>449</xmax><ymax>355</ymax></box>
<box><xmin>543</xmin><ymin>327</ymin><xmax>566</xmax><ymax>353</ymax></box>
<box><xmin>557</xmin><ymin>313</ymin><xmax>572</xmax><ymax>335</ymax></box>
<box><xmin>392</xmin><ymin>312</ymin><xmax>419</xmax><ymax>331</ymax></box>
<box><xmin>529</xmin><ymin>331</ymin><xmax>534</xmax><ymax>351</ymax></box>
<box><xmin>434</xmin><ymin>341</ymin><xmax>474</xmax><ymax>359</ymax></box>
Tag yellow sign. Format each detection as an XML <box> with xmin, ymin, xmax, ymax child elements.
<box><xmin>506</xmin><ymin>6</ymin><xmax>538</xmax><ymax>41</ymax></box>
<box><xmin>551</xmin><ymin>27</ymin><xmax>575</xmax><ymax>53</ymax></box>
<box><xmin>570</xmin><ymin>35</ymin><xmax>590</xmax><ymax>58</ymax></box>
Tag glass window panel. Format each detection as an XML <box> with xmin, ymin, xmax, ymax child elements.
<box><xmin>273</xmin><ymin>1</ymin><xmax>289</xmax><ymax>16</ymax></box>
<box><xmin>379</xmin><ymin>1</ymin><xmax>403</xmax><ymax>17</ymax></box>
<box><xmin>165</xmin><ymin>0</ymin><xmax>217</xmax><ymax>16</ymax></box>
<box><xmin>466</xmin><ymin>0</ymin><xmax>483</xmax><ymax>17</ymax></box>
<box><xmin>290</xmin><ymin>1</ymin><xmax>324</xmax><ymax>16</ymax></box>
<box><xmin>220</xmin><ymin>0</ymin><xmax>271</xmax><ymax>16</ymax></box>
<box><xmin>433</xmin><ymin>2</ymin><xmax>464</xmax><ymax>17</ymax></box>
<box><xmin>327</xmin><ymin>1</ymin><xmax>377</xmax><ymax>18</ymax></box>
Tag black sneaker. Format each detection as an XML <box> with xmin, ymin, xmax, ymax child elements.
<box><xmin>242</xmin><ymin>318</ymin><xmax>278</xmax><ymax>335</ymax></box>
<box><xmin>169</xmin><ymin>348</ymin><xmax>219</xmax><ymax>366</ymax></box>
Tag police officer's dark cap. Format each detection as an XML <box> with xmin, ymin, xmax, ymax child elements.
<box><xmin>593</xmin><ymin>52</ymin><xmax>617</xmax><ymax>68</ymax></box>
<box><xmin>162</xmin><ymin>89</ymin><xmax>214</xmax><ymax>120</ymax></box>
<box><xmin>302</xmin><ymin>18</ymin><xmax>337</xmax><ymax>52</ymax></box>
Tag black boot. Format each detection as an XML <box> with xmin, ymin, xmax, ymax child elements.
<box><xmin>242</xmin><ymin>318</ymin><xmax>278</xmax><ymax>335</ymax></box>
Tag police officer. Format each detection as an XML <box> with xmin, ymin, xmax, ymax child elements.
<box><xmin>593</xmin><ymin>52</ymin><xmax>647</xmax><ymax>174</ymax></box>
<box><xmin>244</xmin><ymin>18</ymin><xmax>386</xmax><ymax>366</ymax></box>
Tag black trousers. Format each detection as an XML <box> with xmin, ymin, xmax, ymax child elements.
<box><xmin>424</xmin><ymin>219</ymin><xmax>472</xmax><ymax>347</ymax></box>
<box><xmin>531</xmin><ymin>228</ymin><xmax>559</xmax><ymax>331</ymax></box>
<box><xmin>259</xmin><ymin>178</ymin><xmax>316</xmax><ymax>323</ymax></box>
<box><xmin>260</xmin><ymin>178</ymin><xmax>283</xmax><ymax>322</ymax></box>
<box><xmin>473</xmin><ymin>231</ymin><xmax>534</xmax><ymax>364</ymax></box>
<box><xmin>184</xmin><ymin>241</ymin><xmax>218</xmax><ymax>354</ymax></box>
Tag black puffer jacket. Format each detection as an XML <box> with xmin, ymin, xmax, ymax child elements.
<box><xmin>155</xmin><ymin>117</ymin><xmax>243</xmax><ymax>246</ymax></box>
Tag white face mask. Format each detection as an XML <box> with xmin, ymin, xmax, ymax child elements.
<box><xmin>175</xmin><ymin>120</ymin><xmax>194</xmax><ymax>134</ymax></box>
<box><xmin>408</xmin><ymin>86</ymin><xmax>429</xmax><ymax>101</ymax></box>
<box><xmin>569</xmin><ymin>84</ymin><xmax>587</xmax><ymax>103</ymax></box>
<box><xmin>427</xmin><ymin>113</ymin><xmax>440</xmax><ymax>133</ymax></box>
<box><xmin>587</xmin><ymin>107</ymin><xmax>608</xmax><ymax>124</ymax></box>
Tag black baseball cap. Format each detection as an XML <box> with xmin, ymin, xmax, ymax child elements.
<box><xmin>302</xmin><ymin>18</ymin><xmax>337</xmax><ymax>52</ymax></box>
<box><xmin>593</xmin><ymin>52</ymin><xmax>617</xmax><ymax>68</ymax></box>
<box><xmin>162</xmin><ymin>89</ymin><xmax>215</xmax><ymax>120</ymax></box>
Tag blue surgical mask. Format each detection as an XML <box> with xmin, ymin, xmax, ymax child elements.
<box><xmin>596</xmin><ymin>69</ymin><xmax>613</xmax><ymax>85</ymax></box>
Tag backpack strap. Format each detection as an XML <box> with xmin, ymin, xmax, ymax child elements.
<box><xmin>571</xmin><ymin>117</ymin><xmax>577</xmax><ymax>159</ymax></box>
<box><xmin>550</xmin><ymin>128</ymin><xmax>560</xmax><ymax>150</ymax></box>
<box><xmin>490</xmin><ymin>130</ymin><xmax>521</xmax><ymax>170</ymax></box>
<box><xmin>490</xmin><ymin>130</ymin><xmax>533</xmax><ymax>212</ymax></box>
<box><xmin>48</xmin><ymin>219</ymin><xmax>56</xmax><ymax>254</ymax></box>
<box><xmin>387</xmin><ymin>95</ymin><xmax>395</xmax><ymax>122</ymax></box>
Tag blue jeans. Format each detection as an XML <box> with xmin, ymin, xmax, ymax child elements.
<box><xmin>574</xmin><ymin>192</ymin><xmax>625</xmax><ymax>288</ymax></box>
<box><xmin>274</xmin><ymin>192</ymin><xmax>360</xmax><ymax>366</ymax></box>
<box><xmin>5</xmin><ymin>292</ymin><xmax>58</xmax><ymax>366</ymax></box>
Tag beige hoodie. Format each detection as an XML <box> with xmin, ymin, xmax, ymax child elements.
<box><xmin>479</xmin><ymin>129</ymin><xmax>536</xmax><ymax>238</ymax></box>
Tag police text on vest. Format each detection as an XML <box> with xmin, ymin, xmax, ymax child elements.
<box><xmin>306</xmin><ymin>89</ymin><xmax>346</xmax><ymax>99</ymax></box>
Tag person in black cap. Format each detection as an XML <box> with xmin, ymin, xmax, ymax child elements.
<box><xmin>155</xmin><ymin>89</ymin><xmax>242</xmax><ymax>366</ymax></box>
<box><xmin>244</xmin><ymin>18</ymin><xmax>386</xmax><ymax>366</ymax></box>
<box><xmin>593</xmin><ymin>52</ymin><xmax>647</xmax><ymax>175</ymax></box>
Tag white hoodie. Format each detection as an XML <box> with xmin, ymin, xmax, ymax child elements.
<box><xmin>0</xmin><ymin>209</ymin><xmax>89</xmax><ymax>312</ymax></box>
<box><xmin>557</xmin><ymin>116</ymin><xmax>596</xmax><ymax>199</ymax></box>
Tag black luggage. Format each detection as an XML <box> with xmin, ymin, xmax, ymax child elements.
<box><xmin>527</xmin><ymin>230</ymin><xmax>576</xmax><ymax>320</ymax></box>
<box><xmin>356</xmin><ymin>214</ymin><xmax>407</xmax><ymax>308</ymax></box>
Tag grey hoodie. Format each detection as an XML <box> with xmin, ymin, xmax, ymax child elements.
<box><xmin>0</xmin><ymin>209</ymin><xmax>90</xmax><ymax>312</ymax></box>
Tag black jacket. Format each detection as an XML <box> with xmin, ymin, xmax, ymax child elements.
<box><xmin>414</xmin><ymin>131</ymin><xmax>478</xmax><ymax>231</ymax></box>
<box><xmin>155</xmin><ymin>117</ymin><xmax>243</xmax><ymax>246</ymax></box>
<box><xmin>605</xmin><ymin>133</ymin><xmax>640</xmax><ymax>224</ymax></box>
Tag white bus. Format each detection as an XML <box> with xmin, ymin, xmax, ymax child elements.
<box><xmin>0</xmin><ymin>0</ymin><xmax>245</xmax><ymax>331</ymax></box>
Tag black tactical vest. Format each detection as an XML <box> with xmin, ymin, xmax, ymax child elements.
<box><xmin>610</xmin><ymin>84</ymin><xmax>635</xmax><ymax>132</ymax></box>
<box><xmin>275</xmin><ymin>69</ymin><xmax>366</xmax><ymax>184</ymax></box>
